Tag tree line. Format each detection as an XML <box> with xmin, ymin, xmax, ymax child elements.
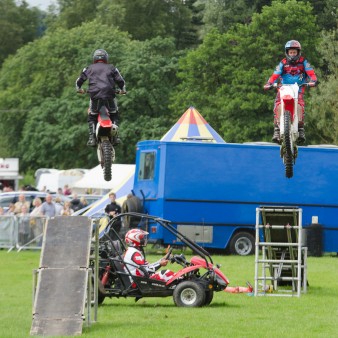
<box><xmin>0</xmin><ymin>0</ymin><xmax>336</xmax><ymax>173</ymax></box>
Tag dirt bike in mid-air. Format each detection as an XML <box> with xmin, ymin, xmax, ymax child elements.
<box><xmin>78</xmin><ymin>89</ymin><xmax>125</xmax><ymax>181</ymax></box>
<box><xmin>268</xmin><ymin>82</ymin><xmax>313</xmax><ymax>178</ymax></box>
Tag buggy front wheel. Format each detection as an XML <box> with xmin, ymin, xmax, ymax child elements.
<box><xmin>173</xmin><ymin>281</ymin><xmax>205</xmax><ymax>307</ymax></box>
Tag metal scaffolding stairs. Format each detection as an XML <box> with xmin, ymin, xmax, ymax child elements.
<box><xmin>254</xmin><ymin>206</ymin><xmax>308</xmax><ymax>297</ymax></box>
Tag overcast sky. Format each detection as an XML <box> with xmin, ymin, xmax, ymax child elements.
<box><xmin>25</xmin><ymin>0</ymin><xmax>57</xmax><ymax>11</ymax></box>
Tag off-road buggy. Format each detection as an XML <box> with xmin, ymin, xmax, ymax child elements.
<box><xmin>92</xmin><ymin>213</ymin><xmax>229</xmax><ymax>307</ymax></box>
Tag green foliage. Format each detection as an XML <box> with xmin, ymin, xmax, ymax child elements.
<box><xmin>52</xmin><ymin>0</ymin><xmax>101</xmax><ymax>29</ymax></box>
<box><xmin>0</xmin><ymin>0</ymin><xmax>42</xmax><ymax>66</ymax></box>
<box><xmin>50</xmin><ymin>0</ymin><xmax>201</xmax><ymax>49</ymax></box>
<box><xmin>307</xmin><ymin>0</ymin><xmax>337</xmax><ymax>31</ymax></box>
<box><xmin>0</xmin><ymin>21</ymin><xmax>179</xmax><ymax>170</ymax></box>
<box><xmin>307</xmin><ymin>26</ymin><xmax>338</xmax><ymax>144</ymax></box>
<box><xmin>198</xmin><ymin>0</ymin><xmax>257</xmax><ymax>36</ymax></box>
<box><xmin>170</xmin><ymin>0</ymin><xmax>320</xmax><ymax>142</ymax></box>
<box><xmin>18</xmin><ymin>169</ymin><xmax>35</xmax><ymax>187</ymax></box>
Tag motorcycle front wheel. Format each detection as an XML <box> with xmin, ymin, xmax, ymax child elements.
<box><xmin>283</xmin><ymin>111</ymin><xmax>294</xmax><ymax>178</ymax></box>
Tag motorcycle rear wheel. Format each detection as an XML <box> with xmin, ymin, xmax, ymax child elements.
<box><xmin>283</xmin><ymin>111</ymin><xmax>294</xmax><ymax>178</ymax></box>
<box><xmin>102</xmin><ymin>140</ymin><xmax>112</xmax><ymax>181</ymax></box>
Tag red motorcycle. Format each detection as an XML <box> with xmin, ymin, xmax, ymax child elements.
<box><xmin>267</xmin><ymin>82</ymin><xmax>314</xmax><ymax>178</ymax></box>
<box><xmin>78</xmin><ymin>90</ymin><xmax>124</xmax><ymax>181</ymax></box>
<box><xmin>95</xmin><ymin>102</ymin><xmax>117</xmax><ymax>181</ymax></box>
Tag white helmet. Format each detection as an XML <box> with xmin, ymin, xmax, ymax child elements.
<box><xmin>125</xmin><ymin>229</ymin><xmax>148</xmax><ymax>247</ymax></box>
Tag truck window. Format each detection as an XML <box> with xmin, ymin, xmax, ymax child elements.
<box><xmin>138</xmin><ymin>152</ymin><xmax>155</xmax><ymax>180</ymax></box>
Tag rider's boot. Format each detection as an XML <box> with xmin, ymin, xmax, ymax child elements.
<box><xmin>298</xmin><ymin>122</ymin><xmax>306</xmax><ymax>144</ymax></box>
<box><xmin>272</xmin><ymin>124</ymin><xmax>281</xmax><ymax>144</ymax></box>
<box><xmin>87</xmin><ymin>121</ymin><xmax>97</xmax><ymax>147</ymax></box>
<box><xmin>112</xmin><ymin>123</ymin><xmax>120</xmax><ymax>146</ymax></box>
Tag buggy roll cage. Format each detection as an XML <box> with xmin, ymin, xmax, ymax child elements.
<box><xmin>103</xmin><ymin>212</ymin><xmax>215</xmax><ymax>269</ymax></box>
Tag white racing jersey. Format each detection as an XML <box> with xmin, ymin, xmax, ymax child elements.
<box><xmin>123</xmin><ymin>247</ymin><xmax>161</xmax><ymax>277</ymax></box>
<box><xmin>123</xmin><ymin>246</ymin><xmax>174</xmax><ymax>282</ymax></box>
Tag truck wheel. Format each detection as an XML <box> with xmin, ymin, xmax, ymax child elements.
<box><xmin>123</xmin><ymin>196</ymin><xmax>143</xmax><ymax>228</ymax></box>
<box><xmin>229</xmin><ymin>232</ymin><xmax>255</xmax><ymax>256</ymax></box>
<box><xmin>125</xmin><ymin>196</ymin><xmax>142</xmax><ymax>213</ymax></box>
<box><xmin>173</xmin><ymin>281</ymin><xmax>206</xmax><ymax>307</ymax></box>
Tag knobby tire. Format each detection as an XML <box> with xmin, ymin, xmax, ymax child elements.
<box><xmin>283</xmin><ymin>111</ymin><xmax>293</xmax><ymax>178</ymax></box>
<box><xmin>102</xmin><ymin>140</ymin><xmax>112</xmax><ymax>181</ymax></box>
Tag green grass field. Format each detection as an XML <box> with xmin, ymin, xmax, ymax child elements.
<box><xmin>0</xmin><ymin>250</ymin><xmax>337</xmax><ymax>338</ymax></box>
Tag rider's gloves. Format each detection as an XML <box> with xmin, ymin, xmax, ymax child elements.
<box><xmin>308</xmin><ymin>81</ymin><xmax>317</xmax><ymax>87</ymax></box>
<box><xmin>119</xmin><ymin>86</ymin><xmax>127</xmax><ymax>94</ymax></box>
<box><xmin>77</xmin><ymin>88</ymin><xmax>85</xmax><ymax>94</ymax></box>
<box><xmin>264</xmin><ymin>82</ymin><xmax>273</xmax><ymax>90</ymax></box>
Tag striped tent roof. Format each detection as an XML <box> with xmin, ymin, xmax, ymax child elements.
<box><xmin>161</xmin><ymin>107</ymin><xmax>225</xmax><ymax>143</ymax></box>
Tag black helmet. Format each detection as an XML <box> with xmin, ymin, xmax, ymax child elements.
<box><xmin>285</xmin><ymin>40</ymin><xmax>301</xmax><ymax>63</ymax></box>
<box><xmin>93</xmin><ymin>49</ymin><xmax>108</xmax><ymax>63</ymax></box>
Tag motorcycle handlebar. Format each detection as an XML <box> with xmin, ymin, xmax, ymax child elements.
<box><xmin>76</xmin><ymin>89</ymin><xmax>127</xmax><ymax>95</ymax></box>
<box><xmin>268</xmin><ymin>82</ymin><xmax>316</xmax><ymax>90</ymax></box>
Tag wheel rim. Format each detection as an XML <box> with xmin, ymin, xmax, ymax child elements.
<box><xmin>283</xmin><ymin>111</ymin><xmax>294</xmax><ymax>178</ymax></box>
<box><xmin>180</xmin><ymin>288</ymin><xmax>197</xmax><ymax>305</ymax></box>
<box><xmin>235</xmin><ymin>237</ymin><xmax>252</xmax><ymax>255</ymax></box>
<box><xmin>284</xmin><ymin>111</ymin><xmax>293</xmax><ymax>157</ymax></box>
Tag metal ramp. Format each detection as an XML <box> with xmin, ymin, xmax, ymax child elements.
<box><xmin>30</xmin><ymin>216</ymin><xmax>93</xmax><ymax>336</ymax></box>
<box><xmin>254</xmin><ymin>206</ymin><xmax>308</xmax><ymax>297</ymax></box>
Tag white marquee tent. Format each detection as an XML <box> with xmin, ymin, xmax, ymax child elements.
<box><xmin>71</xmin><ymin>164</ymin><xmax>135</xmax><ymax>195</ymax></box>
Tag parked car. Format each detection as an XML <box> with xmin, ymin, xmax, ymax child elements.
<box><xmin>0</xmin><ymin>191</ymin><xmax>71</xmax><ymax>212</ymax></box>
<box><xmin>72</xmin><ymin>194</ymin><xmax>103</xmax><ymax>207</ymax></box>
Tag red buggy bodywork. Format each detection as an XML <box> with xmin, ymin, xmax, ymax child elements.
<box><xmin>94</xmin><ymin>213</ymin><xmax>230</xmax><ymax>307</ymax></box>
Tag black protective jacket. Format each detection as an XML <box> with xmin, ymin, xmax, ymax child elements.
<box><xmin>105</xmin><ymin>202</ymin><xmax>122</xmax><ymax>218</ymax></box>
<box><xmin>76</xmin><ymin>62</ymin><xmax>125</xmax><ymax>99</ymax></box>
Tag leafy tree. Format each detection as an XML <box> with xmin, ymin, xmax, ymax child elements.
<box><xmin>97</xmin><ymin>0</ymin><xmax>201</xmax><ymax>49</ymax></box>
<box><xmin>0</xmin><ymin>0</ymin><xmax>42</xmax><ymax>65</ymax></box>
<box><xmin>307</xmin><ymin>26</ymin><xmax>338</xmax><ymax>144</ymax></box>
<box><xmin>0</xmin><ymin>21</ymin><xmax>179</xmax><ymax>170</ymax></box>
<box><xmin>198</xmin><ymin>0</ymin><xmax>256</xmax><ymax>35</ymax></box>
<box><xmin>51</xmin><ymin>0</ymin><xmax>101</xmax><ymax>29</ymax></box>
<box><xmin>306</xmin><ymin>0</ymin><xmax>337</xmax><ymax>31</ymax></box>
<box><xmin>170</xmin><ymin>0</ymin><xmax>320</xmax><ymax>143</ymax></box>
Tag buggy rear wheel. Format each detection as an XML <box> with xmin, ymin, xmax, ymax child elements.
<box><xmin>173</xmin><ymin>281</ymin><xmax>205</xmax><ymax>307</ymax></box>
<box><xmin>97</xmin><ymin>279</ymin><xmax>106</xmax><ymax>305</ymax></box>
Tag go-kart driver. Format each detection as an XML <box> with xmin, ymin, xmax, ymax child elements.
<box><xmin>123</xmin><ymin>229</ymin><xmax>174</xmax><ymax>282</ymax></box>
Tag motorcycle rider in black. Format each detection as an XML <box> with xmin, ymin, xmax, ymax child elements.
<box><xmin>76</xmin><ymin>49</ymin><xmax>126</xmax><ymax>147</ymax></box>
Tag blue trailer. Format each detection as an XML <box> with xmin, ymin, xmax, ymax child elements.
<box><xmin>132</xmin><ymin>140</ymin><xmax>338</xmax><ymax>255</ymax></box>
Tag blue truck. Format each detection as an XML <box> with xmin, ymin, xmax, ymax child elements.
<box><xmin>132</xmin><ymin>140</ymin><xmax>338</xmax><ymax>255</ymax></box>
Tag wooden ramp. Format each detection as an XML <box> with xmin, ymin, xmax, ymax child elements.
<box><xmin>30</xmin><ymin>216</ymin><xmax>92</xmax><ymax>336</ymax></box>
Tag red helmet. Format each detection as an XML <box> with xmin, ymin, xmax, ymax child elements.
<box><xmin>285</xmin><ymin>40</ymin><xmax>301</xmax><ymax>63</ymax></box>
<box><xmin>93</xmin><ymin>49</ymin><xmax>108</xmax><ymax>63</ymax></box>
<box><xmin>125</xmin><ymin>229</ymin><xmax>148</xmax><ymax>247</ymax></box>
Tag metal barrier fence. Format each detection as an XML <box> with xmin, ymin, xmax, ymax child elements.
<box><xmin>0</xmin><ymin>215</ymin><xmax>48</xmax><ymax>252</ymax></box>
